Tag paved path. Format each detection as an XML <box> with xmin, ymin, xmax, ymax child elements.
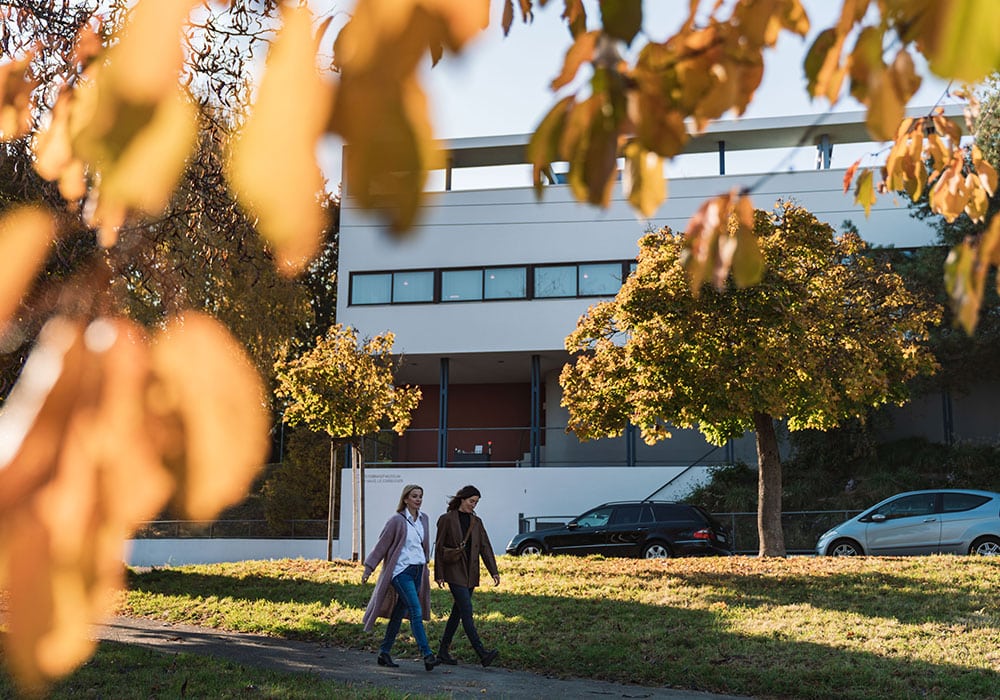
<box><xmin>93</xmin><ymin>616</ymin><xmax>753</xmax><ymax>700</ymax></box>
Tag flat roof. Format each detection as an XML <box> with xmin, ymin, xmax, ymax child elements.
<box><xmin>439</xmin><ymin>105</ymin><xmax>967</xmax><ymax>169</ymax></box>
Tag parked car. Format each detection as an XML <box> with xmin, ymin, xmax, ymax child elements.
<box><xmin>505</xmin><ymin>501</ymin><xmax>732</xmax><ymax>559</ymax></box>
<box><xmin>816</xmin><ymin>489</ymin><xmax>1000</xmax><ymax>556</ymax></box>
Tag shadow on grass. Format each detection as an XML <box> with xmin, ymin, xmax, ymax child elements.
<box><xmin>646</xmin><ymin>562</ymin><xmax>999</xmax><ymax>626</ymax></box>
<box><xmin>124</xmin><ymin>565</ymin><xmax>1000</xmax><ymax>700</ymax></box>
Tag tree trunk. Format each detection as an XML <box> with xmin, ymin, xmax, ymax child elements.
<box><xmin>754</xmin><ymin>411</ymin><xmax>786</xmax><ymax>557</ymax></box>
<box><xmin>326</xmin><ymin>438</ymin><xmax>336</xmax><ymax>562</ymax></box>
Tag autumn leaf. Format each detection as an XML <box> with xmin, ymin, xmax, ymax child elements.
<box><xmin>551</xmin><ymin>30</ymin><xmax>598</xmax><ymax>90</ymax></box>
<box><xmin>0</xmin><ymin>54</ymin><xmax>38</xmax><ymax>140</ymax></box>
<box><xmin>853</xmin><ymin>168</ymin><xmax>876</xmax><ymax>217</ymax></box>
<box><xmin>944</xmin><ymin>239</ymin><xmax>981</xmax><ymax>334</ymax></box>
<box><xmin>600</xmin><ymin>0</ymin><xmax>642</xmax><ymax>46</ymax></box>
<box><xmin>622</xmin><ymin>140</ymin><xmax>666</xmax><ymax>218</ymax></box>
<box><xmin>52</xmin><ymin>1</ymin><xmax>199</xmax><ymax>244</ymax></box>
<box><xmin>228</xmin><ymin>4</ymin><xmax>332</xmax><ymax>274</ymax></box>
<box><xmin>149</xmin><ymin>312</ymin><xmax>269</xmax><ymax>521</ymax></box>
<box><xmin>923</xmin><ymin>0</ymin><xmax>1000</xmax><ymax>83</ymax></box>
<box><xmin>731</xmin><ymin>195</ymin><xmax>764</xmax><ymax>287</ymax></box>
<box><xmin>330</xmin><ymin>0</ymin><xmax>485</xmax><ymax>231</ymax></box>
<box><xmin>681</xmin><ymin>190</ymin><xmax>761</xmax><ymax>294</ymax></box>
<box><xmin>0</xmin><ymin>206</ymin><xmax>57</xmax><ymax>331</ymax></box>
<box><xmin>528</xmin><ymin>95</ymin><xmax>574</xmax><ymax>195</ymax></box>
<box><xmin>843</xmin><ymin>158</ymin><xmax>861</xmax><ymax>193</ymax></box>
<box><xmin>0</xmin><ymin>317</ymin><xmax>173</xmax><ymax>693</ymax></box>
<box><xmin>972</xmin><ymin>144</ymin><xmax>998</xmax><ymax>195</ymax></box>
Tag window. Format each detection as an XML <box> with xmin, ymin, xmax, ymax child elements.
<box><xmin>442</xmin><ymin>269</ymin><xmax>483</xmax><ymax>301</ymax></box>
<box><xmin>351</xmin><ymin>273</ymin><xmax>391</xmax><ymax>305</ymax></box>
<box><xmin>535</xmin><ymin>265</ymin><xmax>576</xmax><ymax>297</ymax></box>
<box><xmin>393</xmin><ymin>270</ymin><xmax>434</xmax><ymax>303</ymax></box>
<box><xmin>651</xmin><ymin>504</ymin><xmax>698</xmax><ymax>523</ymax></box>
<box><xmin>484</xmin><ymin>267</ymin><xmax>526</xmax><ymax>299</ymax></box>
<box><xmin>579</xmin><ymin>263</ymin><xmax>623</xmax><ymax>296</ymax></box>
<box><xmin>942</xmin><ymin>493</ymin><xmax>990</xmax><ymax>513</ymax></box>
<box><xmin>873</xmin><ymin>494</ymin><xmax>937</xmax><ymax>520</ymax></box>
<box><xmin>347</xmin><ymin>260</ymin><xmax>632</xmax><ymax>305</ymax></box>
<box><xmin>575</xmin><ymin>507</ymin><xmax>613</xmax><ymax>528</ymax></box>
<box><xmin>608</xmin><ymin>504</ymin><xmax>643</xmax><ymax>526</ymax></box>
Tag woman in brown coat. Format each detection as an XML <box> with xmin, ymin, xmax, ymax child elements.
<box><xmin>433</xmin><ymin>485</ymin><xmax>500</xmax><ymax>666</ymax></box>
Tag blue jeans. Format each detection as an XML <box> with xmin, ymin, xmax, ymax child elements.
<box><xmin>440</xmin><ymin>584</ymin><xmax>484</xmax><ymax>654</ymax></box>
<box><xmin>380</xmin><ymin>564</ymin><xmax>432</xmax><ymax>657</ymax></box>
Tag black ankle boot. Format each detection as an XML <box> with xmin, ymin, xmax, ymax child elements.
<box><xmin>478</xmin><ymin>648</ymin><xmax>499</xmax><ymax>667</ymax></box>
<box><xmin>437</xmin><ymin>649</ymin><xmax>458</xmax><ymax>665</ymax></box>
<box><xmin>377</xmin><ymin>652</ymin><xmax>398</xmax><ymax>667</ymax></box>
<box><xmin>424</xmin><ymin>653</ymin><xmax>440</xmax><ymax>671</ymax></box>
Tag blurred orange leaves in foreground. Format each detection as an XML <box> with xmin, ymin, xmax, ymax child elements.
<box><xmin>0</xmin><ymin>312</ymin><xmax>267</xmax><ymax>692</ymax></box>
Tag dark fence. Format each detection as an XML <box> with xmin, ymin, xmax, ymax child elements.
<box><xmin>134</xmin><ymin>519</ymin><xmax>331</xmax><ymax>539</ymax></box>
<box><xmin>518</xmin><ymin>510</ymin><xmax>864</xmax><ymax>555</ymax></box>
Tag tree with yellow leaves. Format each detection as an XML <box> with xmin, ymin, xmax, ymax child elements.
<box><xmin>560</xmin><ymin>203</ymin><xmax>940</xmax><ymax>556</ymax></box>
<box><xmin>273</xmin><ymin>325</ymin><xmax>421</xmax><ymax>562</ymax></box>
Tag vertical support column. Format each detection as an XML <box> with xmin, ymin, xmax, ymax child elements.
<box><xmin>725</xmin><ymin>438</ymin><xmax>735</xmax><ymax>465</ymax></box>
<box><xmin>445</xmin><ymin>156</ymin><xmax>453</xmax><ymax>191</ymax></box>
<box><xmin>816</xmin><ymin>134</ymin><xmax>832</xmax><ymax>169</ymax></box>
<box><xmin>438</xmin><ymin>358</ymin><xmax>450</xmax><ymax>467</ymax></box>
<box><xmin>718</xmin><ymin>140</ymin><xmax>726</xmax><ymax>175</ymax></box>
<box><xmin>625</xmin><ymin>422</ymin><xmax>636</xmax><ymax>466</ymax></box>
<box><xmin>530</xmin><ymin>354</ymin><xmax>541</xmax><ymax>467</ymax></box>
<box><xmin>942</xmin><ymin>389</ymin><xmax>954</xmax><ymax>446</ymax></box>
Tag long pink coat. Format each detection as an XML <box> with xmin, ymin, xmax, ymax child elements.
<box><xmin>361</xmin><ymin>511</ymin><xmax>432</xmax><ymax>632</ymax></box>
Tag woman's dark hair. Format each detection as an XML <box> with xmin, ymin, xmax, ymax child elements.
<box><xmin>447</xmin><ymin>484</ymin><xmax>481</xmax><ymax>511</ymax></box>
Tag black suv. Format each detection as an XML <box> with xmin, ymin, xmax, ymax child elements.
<box><xmin>505</xmin><ymin>501</ymin><xmax>732</xmax><ymax>559</ymax></box>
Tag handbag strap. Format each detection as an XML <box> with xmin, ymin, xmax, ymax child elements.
<box><xmin>456</xmin><ymin>517</ymin><xmax>473</xmax><ymax>548</ymax></box>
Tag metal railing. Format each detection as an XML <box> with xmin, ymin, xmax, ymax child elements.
<box><xmin>134</xmin><ymin>519</ymin><xmax>331</xmax><ymax>539</ymax></box>
<box><xmin>517</xmin><ymin>510</ymin><xmax>864</xmax><ymax>555</ymax></box>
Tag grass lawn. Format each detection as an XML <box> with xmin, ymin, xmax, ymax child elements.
<box><xmin>5</xmin><ymin>555</ymin><xmax>1000</xmax><ymax>699</ymax></box>
<box><xmin>3</xmin><ymin>642</ymin><xmax>437</xmax><ymax>699</ymax></box>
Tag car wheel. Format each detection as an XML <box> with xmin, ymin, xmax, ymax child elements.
<box><xmin>642</xmin><ymin>542</ymin><xmax>671</xmax><ymax>559</ymax></box>
<box><xmin>516</xmin><ymin>541</ymin><xmax>544</xmax><ymax>556</ymax></box>
<box><xmin>969</xmin><ymin>536</ymin><xmax>1000</xmax><ymax>556</ymax></box>
<box><xmin>828</xmin><ymin>538</ymin><xmax>863</xmax><ymax>556</ymax></box>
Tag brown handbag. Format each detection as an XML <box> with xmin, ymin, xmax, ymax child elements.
<box><xmin>440</xmin><ymin>524</ymin><xmax>472</xmax><ymax>563</ymax></box>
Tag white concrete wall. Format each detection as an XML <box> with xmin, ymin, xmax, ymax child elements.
<box><xmin>125</xmin><ymin>538</ymin><xmax>341</xmax><ymax>567</ymax></box>
<box><xmin>338</xmin><ymin>465</ymin><xmax>714</xmax><ymax>562</ymax></box>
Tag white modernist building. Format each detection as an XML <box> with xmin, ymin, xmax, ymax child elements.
<box><xmin>335</xmin><ymin>107</ymin><xmax>997</xmax><ymax>552</ymax></box>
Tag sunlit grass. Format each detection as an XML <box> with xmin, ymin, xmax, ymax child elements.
<box><xmin>39</xmin><ymin>555</ymin><xmax>1000</xmax><ymax>698</ymax></box>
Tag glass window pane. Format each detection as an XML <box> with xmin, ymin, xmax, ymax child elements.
<box><xmin>441</xmin><ymin>269</ymin><xmax>482</xmax><ymax>301</ymax></box>
<box><xmin>393</xmin><ymin>271</ymin><xmax>434</xmax><ymax>303</ymax></box>
<box><xmin>534</xmin><ymin>265</ymin><xmax>576</xmax><ymax>297</ymax></box>
<box><xmin>352</xmin><ymin>273</ymin><xmax>391</xmax><ymax>305</ymax></box>
<box><xmin>579</xmin><ymin>263</ymin><xmax>623</xmax><ymax>295</ymax></box>
<box><xmin>484</xmin><ymin>267</ymin><xmax>526</xmax><ymax>299</ymax></box>
<box><xmin>942</xmin><ymin>493</ymin><xmax>989</xmax><ymax>512</ymax></box>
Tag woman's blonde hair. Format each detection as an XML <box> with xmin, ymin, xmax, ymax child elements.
<box><xmin>396</xmin><ymin>484</ymin><xmax>423</xmax><ymax>512</ymax></box>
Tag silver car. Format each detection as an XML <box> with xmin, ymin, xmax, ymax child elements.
<box><xmin>816</xmin><ymin>489</ymin><xmax>1000</xmax><ymax>556</ymax></box>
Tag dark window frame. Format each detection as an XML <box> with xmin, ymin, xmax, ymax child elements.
<box><xmin>348</xmin><ymin>260</ymin><xmax>635</xmax><ymax>306</ymax></box>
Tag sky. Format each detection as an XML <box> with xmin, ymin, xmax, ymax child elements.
<box><xmin>321</xmin><ymin>0</ymin><xmax>960</xmax><ymax>184</ymax></box>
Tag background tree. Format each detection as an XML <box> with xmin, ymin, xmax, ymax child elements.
<box><xmin>261</xmin><ymin>427</ymin><xmax>332</xmax><ymax>531</ymax></box>
<box><xmin>273</xmin><ymin>324</ymin><xmax>421</xmax><ymax>561</ymax></box>
<box><xmin>560</xmin><ymin>203</ymin><xmax>940</xmax><ymax>556</ymax></box>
